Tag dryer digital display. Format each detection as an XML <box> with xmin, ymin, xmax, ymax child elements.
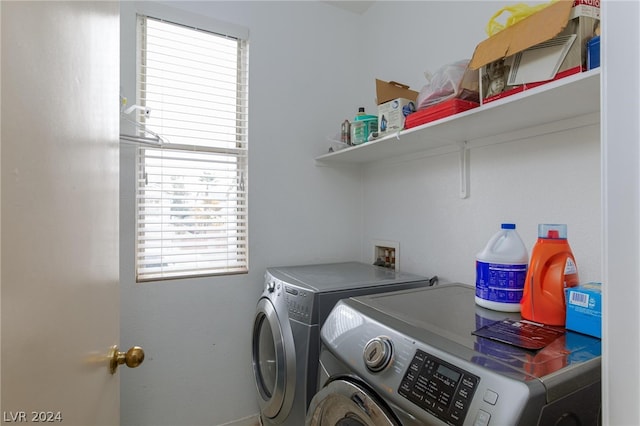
<box><xmin>398</xmin><ymin>349</ymin><xmax>479</xmax><ymax>426</ymax></box>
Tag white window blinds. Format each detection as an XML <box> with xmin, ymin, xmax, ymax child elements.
<box><xmin>135</xmin><ymin>15</ymin><xmax>249</xmax><ymax>281</ymax></box>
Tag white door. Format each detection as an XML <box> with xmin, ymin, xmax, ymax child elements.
<box><xmin>1</xmin><ymin>2</ymin><xmax>126</xmax><ymax>424</ymax></box>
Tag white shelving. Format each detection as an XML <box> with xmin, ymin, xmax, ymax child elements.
<box><xmin>316</xmin><ymin>69</ymin><xmax>600</xmax><ymax>165</ymax></box>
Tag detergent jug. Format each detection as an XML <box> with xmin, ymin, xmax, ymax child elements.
<box><xmin>475</xmin><ymin>223</ymin><xmax>528</xmax><ymax>312</ymax></box>
<box><xmin>520</xmin><ymin>224</ymin><xmax>579</xmax><ymax>326</ymax></box>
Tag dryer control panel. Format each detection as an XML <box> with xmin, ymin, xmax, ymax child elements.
<box><xmin>264</xmin><ymin>272</ymin><xmax>313</xmax><ymax>324</ymax></box>
<box><xmin>284</xmin><ymin>285</ymin><xmax>312</xmax><ymax>324</ymax></box>
<box><xmin>398</xmin><ymin>349</ymin><xmax>479</xmax><ymax>426</ymax></box>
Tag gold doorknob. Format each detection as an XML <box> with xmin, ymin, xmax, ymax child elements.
<box><xmin>109</xmin><ymin>345</ymin><xmax>145</xmax><ymax>374</ymax></box>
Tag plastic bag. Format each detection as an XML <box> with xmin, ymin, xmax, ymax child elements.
<box><xmin>416</xmin><ymin>60</ymin><xmax>478</xmax><ymax>110</ymax></box>
<box><xmin>485</xmin><ymin>1</ymin><xmax>554</xmax><ymax>36</ymax></box>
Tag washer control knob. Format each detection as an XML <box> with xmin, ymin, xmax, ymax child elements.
<box><xmin>363</xmin><ymin>337</ymin><xmax>393</xmax><ymax>372</ymax></box>
<box><xmin>266</xmin><ymin>280</ymin><xmax>276</xmax><ymax>293</ymax></box>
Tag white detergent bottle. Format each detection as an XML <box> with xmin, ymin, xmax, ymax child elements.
<box><xmin>475</xmin><ymin>223</ymin><xmax>529</xmax><ymax>312</ymax></box>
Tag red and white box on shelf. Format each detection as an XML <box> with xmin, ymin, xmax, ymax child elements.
<box><xmin>404</xmin><ymin>99</ymin><xmax>479</xmax><ymax>130</ymax></box>
<box><xmin>470</xmin><ymin>0</ymin><xmax>600</xmax><ymax>105</ymax></box>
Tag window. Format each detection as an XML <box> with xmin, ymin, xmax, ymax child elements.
<box><xmin>135</xmin><ymin>15</ymin><xmax>249</xmax><ymax>281</ymax></box>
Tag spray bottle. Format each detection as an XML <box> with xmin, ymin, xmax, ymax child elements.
<box><xmin>520</xmin><ymin>224</ymin><xmax>579</xmax><ymax>326</ymax></box>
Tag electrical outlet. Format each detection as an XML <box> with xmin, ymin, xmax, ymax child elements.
<box><xmin>372</xmin><ymin>240</ymin><xmax>399</xmax><ymax>271</ymax></box>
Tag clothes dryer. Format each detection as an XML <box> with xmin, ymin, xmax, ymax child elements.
<box><xmin>251</xmin><ymin>262</ymin><xmax>435</xmax><ymax>426</ymax></box>
<box><xmin>308</xmin><ymin>283</ymin><xmax>601</xmax><ymax>426</ymax></box>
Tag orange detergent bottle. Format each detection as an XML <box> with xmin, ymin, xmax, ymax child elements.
<box><xmin>520</xmin><ymin>224</ymin><xmax>579</xmax><ymax>326</ymax></box>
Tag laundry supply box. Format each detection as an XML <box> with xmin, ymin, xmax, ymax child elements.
<box><xmin>587</xmin><ymin>35</ymin><xmax>600</xmax><ymax>70</ymax></box>
<box><xmin>469</xmin><ymin>0</ymin><xmax>600</xmax><ymax>104</ymax></box>
<box><xmin>565</xmin><ymin>281</ymin><xmax>602</xmax><ymax>338</ymax></box>
<box><xmin>375</xmin><ymin>79</ymin><xmax>418</xmax><ymax>135</ymax></box>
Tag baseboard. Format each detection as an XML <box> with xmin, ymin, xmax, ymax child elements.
<box><xmin>217</xmin><ymin>414</ymin><xmax>261</xmax><ymax>426</ymax></box>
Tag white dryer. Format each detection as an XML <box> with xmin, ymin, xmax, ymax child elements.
<box><xmin>308</xmin><ymin>283</ymin><xmax>601</xmax><ymax>426</ymax></box>
<box><xmin>251</xmin><ymin>262</ymin><xmax>435</xmax><ymax>426</ymax></box>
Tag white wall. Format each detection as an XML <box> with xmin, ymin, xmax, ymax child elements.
<box><xmin>120</xmin><ymin>2</ymin><xmax>610</xmax><ymax>425</ymax></box>
<box><xmin>354</xmin><ymin>1</ymin><xmax>507</xmax><ymax>114</ymax></box>
<box><xmin>360</xmin><ymin>128</ymin><xmax>600</xmax><ymax>283</ymax></box>
<box><xmin>357</xmin><ymin>1</ymin><xmax>600</xmax><ymax>284</ymax></box>
<box><xmin>119</xmin><ymin>2</ymin><xmax>365</xmax><ymax>425</ymax></box>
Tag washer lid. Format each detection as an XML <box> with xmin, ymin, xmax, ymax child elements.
<box><xmin>267</xmin><ymin>262</ymin><xmax>428</xmax><ymax>293</ymax></box>
<box><xmin>346</xmin><ymin>284</ymin><xmax>601</xmax><ymax>381</ymax></box>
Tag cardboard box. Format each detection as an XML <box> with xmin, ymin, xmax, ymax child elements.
<box><xmin>565</xmin><ymin>282</ymin><xmax>602</xmax><ymax>338</ymax></box>
<box><xmin>375</xmin><ymin>79</ymin><xmax>418</xmax><ymax>105</ymax></box>
<box><xmin>470</xmin><ymin>0</ymin><xmax>600</xmax><ymax>104</ymax></box>
<box><xmin>378</xmin><ymin>98</ymin><xmax>416</xmax><ymax>134</ymax></box>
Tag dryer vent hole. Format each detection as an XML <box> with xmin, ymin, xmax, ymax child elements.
<box><xmin>373</xmin><ymin>246</ymin><xmax>396</xmax><ymax>270</ymax></box>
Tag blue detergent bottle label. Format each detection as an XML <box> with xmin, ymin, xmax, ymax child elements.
<box><xmin>475</xmin><ymin>261</ymin><xmax>528</xmax><ymax>304</ymax></box>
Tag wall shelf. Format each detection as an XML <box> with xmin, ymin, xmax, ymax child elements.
<box><xmin>316</xmin><ymin>69</ymin><xmax>601</xmax><ymax>165</ymax></box>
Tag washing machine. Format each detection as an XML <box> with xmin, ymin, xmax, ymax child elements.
<box><xmin>308</xmin><ymin>283</ymin><xmax>601</xmax><ymax>426</ymax></box>
<box><xmin>251</xmin><ymin>262</ymin><xmax>436</xmax><ymax>426</ymax></box>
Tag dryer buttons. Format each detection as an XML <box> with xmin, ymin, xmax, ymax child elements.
<box><xmin>363</xmin><ymin>337</ymin><xmax>393</xmax><ymax>372</ymax></box>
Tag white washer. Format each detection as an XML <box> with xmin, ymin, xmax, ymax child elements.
<box><xmin>308</xmin><ymin>283</ymin><xmax>601</xmax><ymax>426</ymax></box>
<box><xmin>251</xmin><ymin>262</ymin><xmax>435</xmax><ymax>426</ymax></box>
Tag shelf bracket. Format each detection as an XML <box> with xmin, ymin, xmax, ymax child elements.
<box><xmin>458</xmin><ymin>141</ymin><xmax>470</xmax><ymax>199</ymax></box>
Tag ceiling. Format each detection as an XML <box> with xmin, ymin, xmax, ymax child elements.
<box><xmin>323</xmin><ymin>1</ymin><xmax>375</xmax><ymax>14</ymax></box>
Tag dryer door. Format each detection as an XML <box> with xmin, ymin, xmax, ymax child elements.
<box><xmin>306</xmin><ymin>378</ymin><xmax>400</xmax><ymax>426</ymax></box>
<box><xmin>252</xmin><ymin>297</ymin><xmax>296</xmax><ymax>422</ymax></box>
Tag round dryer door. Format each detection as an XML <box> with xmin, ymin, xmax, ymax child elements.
<box><xmin>252</xmin><ymin>297</ymin><xmax>296</xmax><ymax>422</ymax></box>
<box><xmin>306</xmin><ymin>378</ymin><xmax>399</xmax><ymax>426</ymax></box>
